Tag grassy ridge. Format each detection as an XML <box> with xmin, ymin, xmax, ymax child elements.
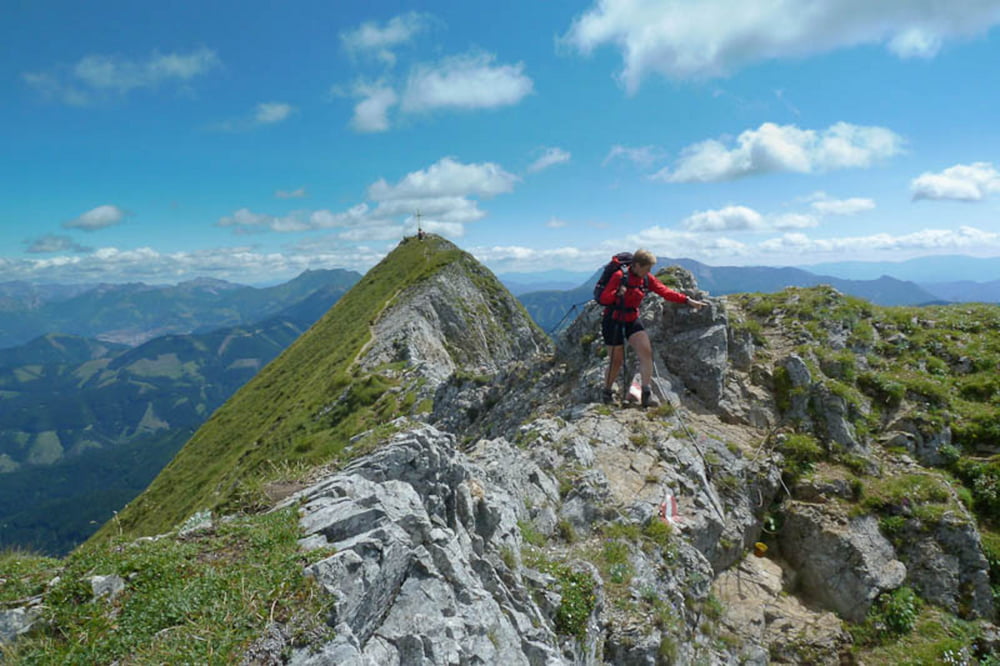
<box><xmin>94</xmin><ymin>236</ymin><xmax>463</xmax><ymax>541</ymax></box>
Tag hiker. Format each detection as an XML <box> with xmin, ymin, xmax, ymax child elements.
<box><xmin>598</xmin><ymin>249</ymin><xmax>706</xmax><ymax>407</ymax></box>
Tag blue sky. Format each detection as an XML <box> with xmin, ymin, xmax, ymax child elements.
<box><xmin>3</xmin><ymin>0</ymin><xmax>1000</xmax><ymax>284</ymax></box>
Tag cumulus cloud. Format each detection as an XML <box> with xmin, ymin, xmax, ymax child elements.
<box><xmin>217</xmin><ymin>204</ymin><xmax>377</xmax><ymax>234</ymax></box>
<box><xmin>276</xmin><ymin>187</ymin><xmax>307</xmax><ymax>199</ymax></box>
<box><xmin>25</xmin><ymin>235</ymin><xmax>92</xmax><ymax>254</ymax></box>
<box><xmin>651</xmin><ymin>122</ymin><xmax>904</xmax><ymax>182</ymax></box>
<box><xmin>340</xmin><ymin>12</ymin><xmax>431</xmax><ymax>66</ymax></box>
<box><xmin>368</xmin><ymin>157</ymin><xmax>518</xmax><ymax>201</ymax></box>
<box><xmin>221</xmin><ymin>158</ymin><xmax>517</xmax><ymax>240</ymax></box>
<box><xmin>400</xmin><ymin>53</ymin><xmax>533</xmax><ymax>112</ymax></box>
<box><xmin>758</xmin><ymin>225</ymin><xmax>999</xmax><ymax>255</ymax></box>
<box><xmin>347</xmin><ymin>81</ymin><xmax>399</xmax><ymax>132</ymax></box>
<box><xmin>546</xmin><ymin>218</ymin><xmax>569</xmax><ymax>228</ymax></box>
<box><xmin>681</xmin><ymin>205</ymin><xmax>819</xmax><ymax>233</ymax></box>
<box><xmin>0</xmin><ymin>243</ymin><xmax>392</xmax><ymax>285</ymax></box>
<box><xmin>603</xmin><ymin>144</ymin><xmax>665</xmax><ymax>168</ymax></box>
<box><xmin>527</xmin><ymin>147</ymin><xmax>571</xmax><ymax>173</ymax></box>
<box><xmin>810</xmin><ymin>195</ymin><xmax>876</xmax><ymax>215</ymax></box>
<box><xmin>373</xmin><ymin>196</ymin><xmax>487</xmax><ymax>225</ymax></box>
<box><xmin>24</xmin><ymin>48</ymin><xmax>221</xmax><ymax>104</ymax></box>
<box><xmin>561</xmin><ymin>0</ymin><xmax>1000</xmax><ymax>92</ymax></box>
<box><xmin>64</xmin><ymin>205</ymin><xmax>127</xmax><ymax>231</ymax></box>
<box><xmin>911</xmin><ymin>162</ymin><xmax>1000</xmax><ymax>201</ymax></box>
<box><xmin>682</xmin><ymin>206</ymin><xmax>764</xmax><ymax>232</ymax></box>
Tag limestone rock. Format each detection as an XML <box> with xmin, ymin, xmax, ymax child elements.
<box><xmin>282</xmin><ymin>426</ymin><xmax>564</xmax><ymax>665</ymax></box>
<box><xmin>778</xmin><ymin>502</ymin><xmax>906</xmax><ymax>621</ymax></box>
<box><xmin>0</xmin><ymin>604</ymin><xmax>42</xmax><ymax>644</ymax></box>
<box><xmin>897</xmin><ymin>512</ymin><xmax>995</xmax><ymax>619</ymax></box>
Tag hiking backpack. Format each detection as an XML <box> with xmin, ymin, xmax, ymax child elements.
<box><xmin>593</xmin><ymin>252</ymin><xmax>648</xmax><ymax>304</ymax></box>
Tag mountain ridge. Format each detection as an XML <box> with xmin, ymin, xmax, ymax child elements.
<box><xmin>4</xmin><ymin>241</ymin><xmax>998</xmax><ymax>664</ymax></box>
<box><xmin>94</xmin><ymin>234</ymin><xmax>549</xmax><ymax>541</ymax></box>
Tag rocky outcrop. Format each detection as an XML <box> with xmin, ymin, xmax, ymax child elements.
<box><xmin>281</xmin><ymin>426</ymin><xmax>567</xmax><ymax>665</ymax></box>
<box><xmin>713</xmin><ymin>555</ymin><xmax>850</xmax><ymax>665</ymax></box>
<box><xmin>778</xmin><ymin>502</ymin><xmax>906</xmax><ymax>621</ymax></box>
<box><xmin>359</xmin><ymin>261</ymin><xmax>550</xmax><ymax>388</ymax></box>
<box><xmin>896</xmin><ymin>512</ymin><xmax>995</xmax><ymax>619</ymax></box>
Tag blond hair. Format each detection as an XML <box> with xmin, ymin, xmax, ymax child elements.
<box><xmin>633</xmin><ymin>249</ymin><xmax>656</xmax><ymax>268</ymax></box>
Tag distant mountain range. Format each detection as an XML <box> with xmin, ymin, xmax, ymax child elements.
<box><xmin>0</xmin><ymin>269</ymin><xmax>360</xmax><ymax>555</ymax></box>
<box><xmin>0</xmin><ymin>268</ymin><xmax>361</xmax><ymax>349</ymax></box>
<box><xmin>800</xmin><ymin>254</ymin><xmax>1000</xmax><ymax>283</ymax></box>
<box><xmin>501</xmin><ymin>253</ymin><xmax>1000</xmax><ymax>310</ymax></box>
<box><xmin>516</xmin><ymin>258</ymin><xmax>951</xmax><ymax>334</ymax></box>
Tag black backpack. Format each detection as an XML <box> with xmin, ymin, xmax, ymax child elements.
<box><xmin>593</xmin><ymin>252</ymin><xmax>648</xmax><ymax>304</ymax></box>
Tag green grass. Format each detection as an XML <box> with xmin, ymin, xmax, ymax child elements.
<box><xmin>91</xmin><ymin>236</ymin><xmax>471</xmax><ymax>542</ymax></box>
<box><xmin>851</xmin><ymin>604</ymin><xmax>990</xmax><ymax>665</ymax></box>
<box><xmin>1</xmin><ymin>508</ymin><xmax>333</xmax><ymax>664</ymax></box>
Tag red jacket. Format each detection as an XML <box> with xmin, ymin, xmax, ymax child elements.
<box><xmin>599</xmin><ymin>269</ymin><xmax>689</xmax><ymax>322</ymax></box>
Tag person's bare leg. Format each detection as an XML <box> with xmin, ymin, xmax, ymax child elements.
<box><xmin>604</xmin><ymin>345</ymin><xmax>624</xmax><ymax>390</ymax></box>
<box><xmin>629</xmin><ymin>331</ymin><xmax>653</xmax><ymax>387</ymax></box>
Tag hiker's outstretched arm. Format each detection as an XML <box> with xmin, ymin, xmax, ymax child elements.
<box><xmin>647</xmin><ymin>274</ymin><xmax>689</xmax><ymax>304</ymax></box>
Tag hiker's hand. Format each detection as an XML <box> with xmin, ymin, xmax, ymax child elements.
<box><xmin>617</xmin><ymin>285</ymin><xmax>626</xmax><ymax>297</ymax></box>
<box><xmin>688</xmin><ymin>298</ymin><xmax>706</xmax><ymax>310</ymax></box>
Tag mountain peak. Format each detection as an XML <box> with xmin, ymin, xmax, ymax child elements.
<box><xmin>100</xmin><ymin>234</ymin><xmax>550</xmax><ymax>540</ymax></box>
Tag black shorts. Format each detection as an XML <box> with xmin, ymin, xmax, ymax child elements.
<box><xmin>601</xmin><ymin>315</ymin><xmax>644</xmax><ymax>346</ymax></box>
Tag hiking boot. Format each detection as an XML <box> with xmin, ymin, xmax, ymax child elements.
<box><xmin>641</xmin><ymin>385</ymin><xmax>653</xmax><ymax>408</ymax></box>
<box><xmin>601</xmin><ymin>387</ymin><xmax>614</xmax><ymax>404</ymax></box>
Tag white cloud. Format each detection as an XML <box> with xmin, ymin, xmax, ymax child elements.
<box><xmin>340</xmin><ymin>12</ymin><xmax>430</xmax><ymax>66</ymax></box>
<box><xmin>561</xmin><ymin>0</ymin><xmax>1000</xmax><ymax>91</ymax></box>
<box><xmin>64</xmin><ymin>205</ymin><xmax>127</xmax><ymax>231</ymax></box>
<box><xmin>682</xmin><ymin>206</ymin><xmax>764</xmax><ymax>232</ymax></box>
<box><xmin>546</xmin><ymin>218</ymin><xmax>569</xmax><ymax>228</ymax></box>
<box><xmin>338</xmin><ymin>224</ymin><xmax>407</xmax><ymax>242</ymax></box>
<box><xmin>276</xmin><ymin>187</ymin><xmax>307</xmax><ymax>199</ymax></box>
<box><xmin>758</xmin><ymin>225</ymin><xmax>1000</xmax><ymax>255</ymax></box>
<box><xmin>254</xmin><ymin>102</ymin><xmax>294</xmax><ymax>124</ymax></box>
<box><xmin>911</xmin><ymin>162</ymin><xmax>1000</xmax><ymax>201</ymax></box>
<box><xmin>222</xmin><ymin>158</ymin><xmax>518</xmax><ymax>241</ymax></box>
<box><xmin>770</xmin><ymin>213</ymin><xmax>819</xmax><ymax>230</ymax></box>
<box><xmin>810</xmin><ymin>196</ymin><xmax>876</xmax><ymax>215</ymax></box>
<box><xmin>888</xmin><ymin>27</ymin><xmax>943</xmax><ymax>59</ymax></box>
<box><xmin>652</xmin><ymin>122</ymin><xmax>904</xmax><ymax>183</ymax></box>
<box><xmin>368</xmin><ymin>157</ymin><xmax>518</xmax><ymax>201</ymax></box>
<box><xmin>373</xmin><ymin>196</ymin><xmax>486</xmax><ymax>224</ymax></box>
<box><xmin>603</xmin><ymin>144</ymin><xmax>664</xmax><ymax>168</ymax></box>
<box><xmin>25</xmin><ymin>235</ymin><xmax>92</xmax><ymax>254</ymax></box>
<box><xmin>25</xmin><ymin>48</ymin><xmax>221</xmax><ymax>104</ymax></box>
<box><xmin>528</xmin><ymin>147</ymin><xmax>571</xmax><ymax>173</ymax></box>
<box><xmin>400</xmin><ymin>53</ymin><xmax>533</xmax><ymax>112</ymax></box>
<box><xmin>217</xmin><ymin>204</ymin><xmax>376</xmax><ymax>233</ymax></box>
<box><xmin>348</xmin><ymin>80</ymin><xmax>399</xmax><ymax>132</ymax></box>
<box><xmin>470</xmin><ymin>245</ymin><xmax>598</xmax><ymax>272</ymax></box>
<box><xmin>212</xmin><ymin>102</ymin><xmax>296</xmax><ymax>132</ymax></box>
<box><xmin>0</xmin><ymin>243</ymin><xmax>394</xmax><ymax>285</ymax></box>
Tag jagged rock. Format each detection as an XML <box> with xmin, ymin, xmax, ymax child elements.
<box><xmin>778</xmin><ymin>502</ymin><xmax>906</xmax><ymax>621</ymax></box>
<box><xmin>713</xmin><ymin>555</ymin><xmax>850</xmax><ymax>665</ymax></box>
<box><xmin>811</xmin><ymin>383</ymin><xmax>863</xmax><ymax>451</ymax></box>
<box><xmin>779</xmin><ymin>354</ymin><xmax>812</xmax><ymax>424</ymax></box>
<box><xmin>282</xmin><ymin>426</ymin><xmax>565</xmax><ymax>665</ymax></box>
<box><xmin>883</xmin><ymin>415</ymin><xmax>953</xmax><ymax>466</ymax></box>
<box><xmin>896</xmin><ymin>513</ymin><xmax>995</xmax><ymax>619</ymax></box>
<box><xmin>240</xmin><ymin>623</ymin><xmax>292</xmax><ymax>666</ymax></box>
<box><xmin>0</xmin><ymin>603</ymin><xmax>42</xmax><ymax>644</ymax></box>
<box><xmin>89</xmin><ymin>574</ymin><xmax>125</xmax><ymax>603</ymax></box>
<box><xmin>653</xmin><ymin>299</ymin><xmax>729</xmax><ymax>406</ymax></box>
<box><xmin>359</xmin><ymin>262</ymin><xmax>550</xmax><ymax>387</ymax></box>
